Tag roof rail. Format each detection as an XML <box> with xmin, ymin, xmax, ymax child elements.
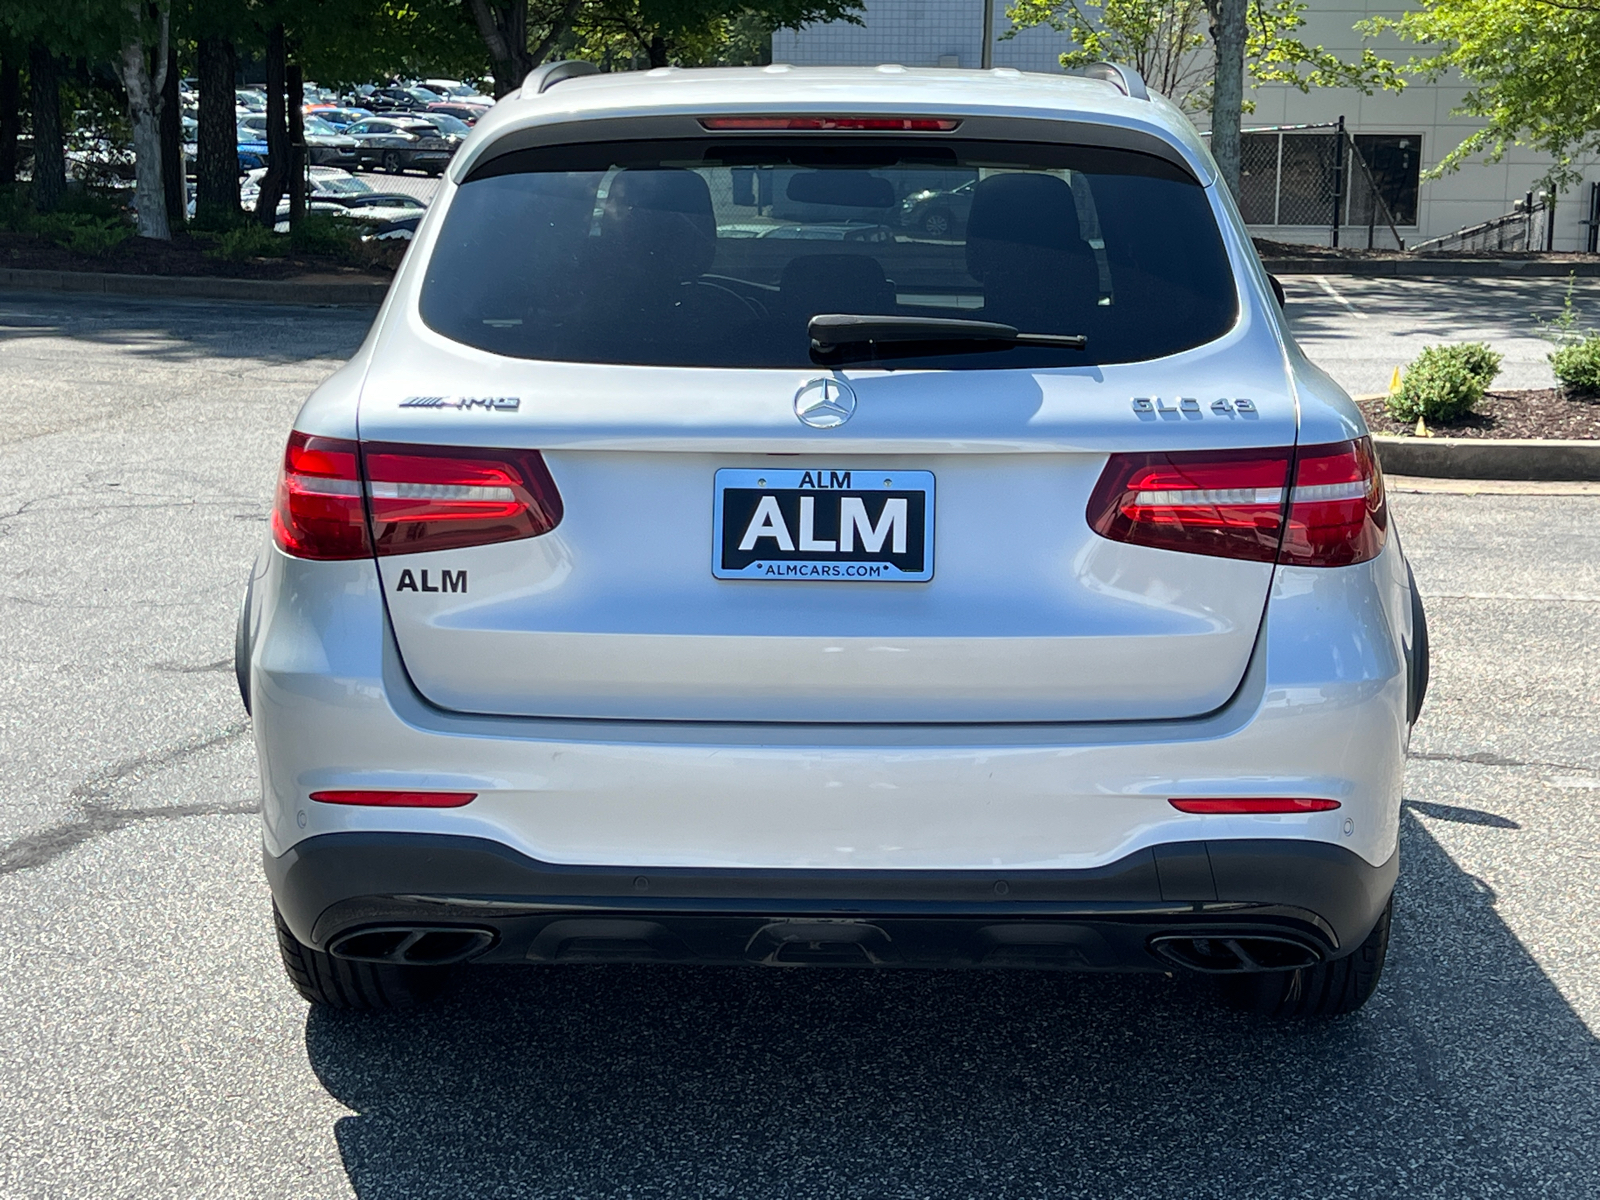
<box><xmin>1073</xmin><ymin>62</ymin><xmax>1149</xmax><ymax>101</ymax></box>
<box><xmin>519</xmin><ymin>60</ymin><xmax>600</xmax><ymax>99</ymax></box>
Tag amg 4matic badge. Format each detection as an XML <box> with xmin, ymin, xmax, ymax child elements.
<box><xmin>399</xmin><ymin>395</ymin><xmax>521</xmax><ymax>411</ymax></box>
<box><xmin>713</xmin><ymin>468</ymin><xmax>934</xmax><ymax>582</ymax></box>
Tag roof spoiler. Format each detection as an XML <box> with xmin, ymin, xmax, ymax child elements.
<box><xmin>1073</xmin><ymin>62</ymin><xmax>1149</xmax><ymax>101</ymax></box>
<box><xmin>519</xmin><ymin>60</ymin><xmax>600</xmax><ymax>99</ymax></box>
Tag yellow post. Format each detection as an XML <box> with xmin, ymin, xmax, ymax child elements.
<box><xmin>1389</xmin><ymin>366</ymin><xmax>1403</xmax><ymax>395</ymax></box>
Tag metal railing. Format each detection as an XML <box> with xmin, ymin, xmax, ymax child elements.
<box><xmin>1410</xmin><ymin>191</ymin><xmax>1553</xmax><ymax>253</ymax></box>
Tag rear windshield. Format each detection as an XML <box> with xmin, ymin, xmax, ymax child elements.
<box><xmin>420</xmin><ymin>139</ymin><xmax>1238</xmax><ymax>370</ymax></box>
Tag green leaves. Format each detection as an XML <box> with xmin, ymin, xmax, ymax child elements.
<box><xmin>1363</xmin><ymin>0</ymin><xmax>1600</xmax><ymax>195</ymax></box>
<box><xmin>1005</xmin><ymin>0</ymin><xmax>1402</xmax><ymax>111</ymax></box>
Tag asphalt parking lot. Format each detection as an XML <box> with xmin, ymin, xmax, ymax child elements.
<box><xmin>0</xmin><ymin>287</ymin><xmax>1596</xmax><ymax>1199</ymax></box>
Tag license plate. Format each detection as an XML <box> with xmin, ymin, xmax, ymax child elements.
<box><xmin>713</xmin><ymin>468</ymin><xmax>934</xmax><ymax>581</ymax></box>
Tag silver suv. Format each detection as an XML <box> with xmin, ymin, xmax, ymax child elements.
<box><xmin>241</xmin><ymin>62</ymin><xmax>1427</xmax><ymax>1017</ymax></box>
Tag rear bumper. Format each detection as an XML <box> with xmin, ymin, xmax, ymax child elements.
<box><xmin>268</xmin><ymin>832</ymin><xmax>1397</xmax><ymax>971</ymax></box>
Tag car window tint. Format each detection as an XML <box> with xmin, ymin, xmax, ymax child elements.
<box><xmin>419</xmin><ymin>139</ymin><xmax>1237</xmax><ymax>370</ymax></box>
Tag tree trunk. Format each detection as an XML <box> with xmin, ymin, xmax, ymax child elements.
<box><xmin>1206</xmin><ymin>0</ymin><xmax>1245</xmax><ymax>200</ymax></box>
<box><xmin>195</xmin><ymin>34</ymin><xmax>238</xmax><ymax>227</ymax></box>
<box><xmin>160</xmin><ymin>41</ymin><xmax>184</xmax><ymax>231</ymax></box>
<box><xmin>118</xmin><ymin>1</ymin><xmax>171</xmax><ymax>240</ymax></box>
<box><xmin>286</xmin><ymin>61</ymin><xmax>304</xmax><ymax>230</ymax></box>
<box><xmin>254</xmin><ymin>25</ymin><xmax>288</xmax><ymax>226</ymax></box>
<box><xmin>648</xmin><ymin>35</ymin><xmax>668</xmax><ymax>68</ymax></box>
<box><xmin>28</xmin><ymin>44</ymin><xmax>65</xmax><ymax>213</ymax></box>
<box><xmin>0</xmin><ymin>47</ymin><xmax>19</xmax><ymax>185</ymax></box>
<box><xmin>463</xmin><ymin>0</ymin><xmax>532</xmax><ymax>96</ymax></box>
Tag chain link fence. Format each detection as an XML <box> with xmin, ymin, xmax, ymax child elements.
<box><xmin>1222</xmin><ymin>120</ymin><xmax>1412</xmax><ymax>249</ymax></box>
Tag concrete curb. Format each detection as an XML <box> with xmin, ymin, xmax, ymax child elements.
<box><xmin>1263</xmin><ymin>257</ymin><xmax>1600</xmax><ymax>278</ymax></box>
<box><xmin>0</xmin><ymin>267</ymin><xmax>389</xmax><ymax>306</ymax></box>
<box><xmin>1374</xmin><ymin>435</ymin><xmax>1600</xmax><ymax>481</ymax></box>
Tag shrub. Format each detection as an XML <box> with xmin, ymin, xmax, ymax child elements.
<box><xmin>32</xmin><ymin>211</ymin><xmax>132</xmax><ymax>257</ymax></box>
<box><xmin>1387</xmin><ymin>344</ymin><xmax>1492</xmax><ymax>424</ymax></box>
<box><xmin>0</xmin><ymin>184</ymin><xmax>31</xmax><ymax>232</ymax></box>
<box><xmin>288</xmin><ymin>211</ymin><xmax>366</xmax><ymax>259</ymax></box>
<box><xmin>1452</xmin><ymin>342</ymin><xmax>1503</xmax><ymax>388</ymax></box>
<box><xmin>207</xmin><ymin>220</ymin><xmax>289</xmax><ymax>261</ymax></box>
<box><xmin>1550</xmin><ymin>334</ymin><xmax>1600</xmax><ymax>397</ymax></box>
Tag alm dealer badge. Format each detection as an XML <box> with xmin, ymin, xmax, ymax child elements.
<box><xmin>713</xmin><ymin>468</ymin><xmax>935</xmax><ymax>582</ymax></box>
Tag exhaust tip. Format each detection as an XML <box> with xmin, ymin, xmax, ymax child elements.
<box><xmin>1150</xmin><ymin>933</ymin><xmax>1322</xmax><ymax>974</ymax></box>
<box><xmin>329</xmin><ymin>925</ymin><xmax>497</xmax><ymax>966</ymax></box>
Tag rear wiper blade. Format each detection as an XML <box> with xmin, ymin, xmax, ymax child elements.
<box><xmin>808</xmin><ymin>313</ymin><xmax>1087</xmax><ymax>362</ymax></box>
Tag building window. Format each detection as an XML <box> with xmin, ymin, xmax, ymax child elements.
<box><xmin>1350</xmin><ymin>135</ymin><xmax>1420</xmax><ymax>227</ymax></box>
<box><xmin>1236</xmin><ymin>130</ymin><xmax>1421</xmax><ymax>228</ymax></box>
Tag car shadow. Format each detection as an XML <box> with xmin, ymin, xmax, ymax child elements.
<box><xmin>303</xmin><ymin>809</ymin><xmax>1599</xmax><ymax>1198</ymax></box>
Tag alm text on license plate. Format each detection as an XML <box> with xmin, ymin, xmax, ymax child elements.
<box><xmin>713</xmin><ymin>468</ymin><xmax>934</xmax><ymax>582</ymax></box>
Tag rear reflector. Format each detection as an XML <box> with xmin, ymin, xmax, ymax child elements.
<box><xmin>309</xmin><ymin>790</ymin><xmax>477</xmax><ymax>807</ymax></box>
<box><xmin>1169</xmin><ymin>797</ymin><xmax>1341</xmax><ymax>813</ymax></box>
<box><xmin>700</xmin><ymin>116</ymin><xmax>961</xmax><ymax>132</ymax></box>
<box><xmin>272</xmin><ymin>431</ymin><xmax>371</xmax><ymax>560</ymax></box>
<box><xmin>362</xmin><ymin>442</ymin><xmax>563</xmax><ymax>556</ymax></box>
<box><xmin>1086</xmin><ymin>437</ymin><xmax>1387</xmax><ymax>567</ymax></box>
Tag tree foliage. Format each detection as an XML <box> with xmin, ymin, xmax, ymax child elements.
<box><xmin>1005</xmin><ymin>0</ymin><xmax>1402</xmax><ymax>112</ymax></box>
<box><xmin>1364</xmin><ymin>0</ymin><xmax>1600</xmax><ymax>195</ymax></box>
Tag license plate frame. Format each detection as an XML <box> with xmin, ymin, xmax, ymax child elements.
<box><xmin>713</xmin><ymin>468</ymin><xmax>935</xmax><ymax>582</ymax></box>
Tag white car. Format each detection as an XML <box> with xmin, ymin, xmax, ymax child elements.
<box><xmin>242</xmin><ymin>62</ymin><xmax>1426</xmax><ymax>1018</ymax></box>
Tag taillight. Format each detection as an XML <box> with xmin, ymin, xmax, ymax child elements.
<box><xmin>272</xmin><ymin>432</ymin><xmax>564</xmax><ymax>560</ymax></box>
<box><xmin>361</xmin><ymin>442</ymin><xmax>563</xmax><ymax>555</ymax></box>
<box><xmin>272</xmin><ymin>431</ymin><xmax>371</xmax><ymax>560</ymax></box>
<box><xmin>1279</xmin><ymin>438</ymin><xmax>1387</xmax><ymax>567</ymax></box>
<box><xmin>1086</xmin><ymin>447</ymin><xmax>1289</xmax><ymax>563</ymax></box>
<box><xmin>1086</xmin><ymin>437</ymin><xmax>1386</xmax><ymax>567</ymax></box>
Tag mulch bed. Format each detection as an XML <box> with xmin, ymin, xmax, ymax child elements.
<box><xmin>1356</xmin><ymin>388</ymin><xmax>1600</xmax><ymax>440</ymax></box>
<box><xmin>0</xmin><ymin>229</ymin><xmax>396</xmax><ymax>281</ymax></box>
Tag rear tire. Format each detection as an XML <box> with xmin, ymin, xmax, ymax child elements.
<box><xmin>1216</xmin><ymin>895</ymin><xmax>1392</xmax><ymax>1017</ymax></box>
<box><xmin>273</xmin><ymin>902</ymin><xmax>448</xmax><ymax>1010</ymax></box>
<box><xmin>382</xmin><ymin>150</ymin><xmax>402</xmax><ymax>175</ymax></box>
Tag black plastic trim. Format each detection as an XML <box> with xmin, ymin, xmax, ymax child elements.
<box><xmin>267</xmin><ymin>833</ymin><xmax>1396</xmax><ymax>972</ymax></box>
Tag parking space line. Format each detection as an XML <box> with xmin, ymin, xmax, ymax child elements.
<box><xmin>1316</xmin><ymin>275</ymin><xmax>1368</xmax><ymax>319</ymax></box>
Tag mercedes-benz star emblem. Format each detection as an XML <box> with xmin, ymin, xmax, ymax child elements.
<box><xmin>794</xmin><ymin>377</ymin><xmax>857</xmax><ymax>429</ymax></box>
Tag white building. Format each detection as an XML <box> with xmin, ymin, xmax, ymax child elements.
<box><xmin>772</xmin><ymin>0</ymin><xmax>1599</xmax><ymax>251</ymax></box>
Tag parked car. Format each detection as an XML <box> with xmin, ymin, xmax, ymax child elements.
<box><xmin>236</xmin><ymin>113</ymin><xmax>360</xmax><ymax>168</ymax></box>
<box><xmin>236</xmin><ymin>130</ymin><xmax>269</xmax><ymax>172</ymax></box>
<box><xmin>898</xmin><ymin>178</ymin><xmax>976</xmax><ymax>239</ymax></box>
<box><xmin>344</xmin><ymin>116</ymin><xmax>460</xmax><ymax>175</ymax></box>
<box><xmin>420</xmin><ymin>78</ymin><xmax>491</xmax><ymax>103</ymax></box>
<box><xmin>406</xmin><ymin>112</ymin><xmax>472</xmax><ymax>139</ymax></box>
<box><xmin>247</xmin><ymin>63</ymin><xmax>1422</xmax><ymax>1021</ymax></box>
<box><xmin>426</xmin><ymin>102</ymin><xmax>486</xmax><ymax>125</ymax></box>
<box><xmin>240</xmin><ymin>166</ymin><xmax>390</xmax><ymax>211</ymax></box>
<box><xmin>364</xmin><ymin>86</ymin><xmax>443</xmax><ymax>114</ymax></box>
<box><xmin>306</xmin><ymin>106</ymin><xmax>373</xmax><ymax>132</ymax></box>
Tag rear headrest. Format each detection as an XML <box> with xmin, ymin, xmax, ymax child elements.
<box><xmin>965</xmin><ymin>173</ymin><xmax>1086</xmax><ymax>280</ymax></box>
<box><xmin>596</xmin><ymin>168</ymin><xmax>716</xmax><ymax>282</ymax></box>
<box><xmin>779</xmin><ymin>254</ymin><xmax>895</xmax><ymax>314</ymax></box>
